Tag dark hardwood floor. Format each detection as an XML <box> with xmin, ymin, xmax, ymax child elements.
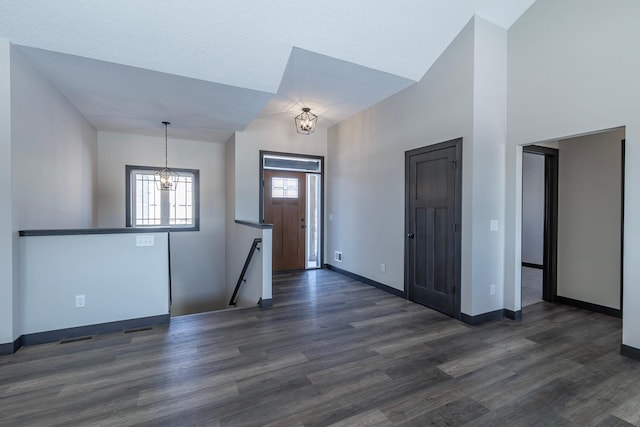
<box><xmin>1</xmin><ymin>269</ymin><xmax>639</xmax><ymax>426</ymax></box>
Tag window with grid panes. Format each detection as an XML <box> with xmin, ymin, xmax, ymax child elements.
<box><xmin>126</xmin><ymin>166</ymin><xmax>199</xmax><ymax>231</ymax></box>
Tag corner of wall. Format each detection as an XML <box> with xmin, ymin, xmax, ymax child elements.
<box><xmin>0</xmin><ymin>39</ymin><xmax>17</xmax><ymax>344</ymax></box>
<box><xmin>463</xmin><ymin>14</ymin><xmax>508</xmax><ymax>317</ymax></box>
<box><xmin>10</xmin><ymin>45</ymin><xmax>98</xmax><ymax>230</ymax></box>
<box><xmin>224</xmin><ymin>133</ymin><xmax>237</xmax><ymax>298</ymax></box>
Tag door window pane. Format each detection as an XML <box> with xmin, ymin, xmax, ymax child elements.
<box><xmin>306</xmin><ymin>173</ymin><xmax>321</xmax><ymax>269</ymax></box>
<box><xmin>272</xmin><ymin>177</ymin><xmax>299</xmax><ymax>198</ymax></box>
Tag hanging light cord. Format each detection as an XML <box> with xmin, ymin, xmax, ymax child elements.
<box><xmin>163</xmin><ymin>121</ymin><xmax>170</xmax><ymax>169</ymax></box>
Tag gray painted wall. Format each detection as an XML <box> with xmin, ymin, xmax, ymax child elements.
<box><xmin>522</xmin><ymin>152</ymin><xmax>544</xmax><ymax>266</ymax></box>
<box><xmin>10</xmin><ymin>47</ymin><xmax>97</xmax><ymax>230</ymax></box>
<box><xmin>96</xmin><ymin>131</ymin><xmax>227</xmax><ymax>315</ymax></box>
<box><xmin>225</xmin><ymin>133</ymin><xmax>237</xmax><ymax>303</ymax></box>
<box><xmin>327</xmin><ymin>18</ymin><xmax>474</xmax><ymax>298</ymax></box>
<box><xmin>226</xmin><ymin>119</ymin><xmax>324</xmax><ymax>308</ymax></box>
<box><xmin>468</xmin><ymin>17</ymin><xmax>508</xmax><ymax>315</ymax></box>
<box><xmin>1</xmin><ymin>43</ymin><xmax>98</xmax><ymax>345</ymax></box>
<box><xmin>327</xmin><ymin>17</ymin><xmax>508</xmax><ymax>317</ymax></box>
<box><xmin>557</xmin><ymin>129</ymin><xmax>623</xmax><ymax>309</ymax></box>
<box><xmin>233</xmin><ymin>118</ymin><xmax>327</xmax><ymax>223</ymax></box>
<box><xmin>226</xmin><ymin>223</ymin><xmax>271</xmax><ymax>307</ymax></box>
<box><xmin>507</xmin><ymin>0</ymin><xmax>640</xmax><ymax>347</ymax></box>
<box><xmin>0</xmin><ymin>40</ymin><xmax>14</xmax><ymax>344</ymax></box>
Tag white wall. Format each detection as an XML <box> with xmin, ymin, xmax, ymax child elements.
<box><xmin>0</xmin><ymin>39</ymin><xmax>15</xmax><ymax>345</ymax></box>
<box><xmin>20</xmin><ymin>233</ymin><xmax>169</xmax><ymax>334</ymax></box>
<box><xmin>10</xmin><ymin>46</ymin><xmax>97</xmax><ymax>230</ymax></box>
<box><xmin>234</xmin><ymin>118</ymin><xmax>327</xmax><ymax>222</ymax></box>
<box><xmin>507</xmin><ymin>0</ymin><xmax>640</xmax><ymax>348</ymax></box>
<box><xmin>522</xmin><ymin>152</ymin><xmax>544</xmax><ymax>265</ymax></box>
<box><xmin>557</xmin><ymin>129</ymin><xmax>623</xmax><ymax>309</ymax></box>
<box><xmin>97</xmin><ymin>131</ymin><xmax>227</xmax><ymax>314</ymax></box>
<box><xmin>326</xmin><ymin>19</ymin><xmax>474</xmax><ymax>299</ymax></box>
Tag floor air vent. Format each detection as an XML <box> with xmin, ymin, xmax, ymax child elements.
<box><xmin>124</xmin><ymin>326</ymin><xmax>152</xmax><ymax>334</ymax></box>
<box><xmin>60</xmin><ymin>336</ymin><xmax>93</xmax><ymax>344</ymax></box>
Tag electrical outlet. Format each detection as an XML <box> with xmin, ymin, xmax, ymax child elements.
<box><xmin>75</xmin><ymin>294</ymin><xmax>85</xmax><ymax>308</ymax></box>
<box><xmin>489</xmin><ymin>284</ymin><xmax>496</xmax><ymax>296</ymax></box>
<box><xmin>334</xmin><ymin>251</ymin><xmax>343</xmax><ymax>262</ymax></box>
<box><xmin>490</xmin><ymin>220</ymin><xmax>499</xmax><ymax>232</ymax></box>
<box><xmin>380</xmin><ymin>263</ymin><xmax>386</xmax><ymax>273</ymax></box>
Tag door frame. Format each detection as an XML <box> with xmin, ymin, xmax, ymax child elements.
<box><xmin>404</xmin><ymin>138</ymin><xmax>462</xmax><ymax>319</ymax></box>
<box><xmin>522</xmin><ymin>145</ymin><xmax>559</xmax><ymax>303</ymax></box>
<box><xmin>259</xmin><ymin>150</ymin><xmax>325</xmax><ymax>269</ymax></box>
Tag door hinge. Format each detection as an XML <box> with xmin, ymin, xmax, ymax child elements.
<box><xmin>452</xmin><ymin>223</ymin><xmax>458</xmax><ymax>232</ymax></box>
<box><xmin>451</xmin><ymin>160</ymin><xmax>458</xmax><ymax>169</ymax></box>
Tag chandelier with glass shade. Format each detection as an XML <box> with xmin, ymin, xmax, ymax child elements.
<box><xmin>155</xmin><ymin>121</ymin><xmax>178</xmax><ymax>191</ymax></box>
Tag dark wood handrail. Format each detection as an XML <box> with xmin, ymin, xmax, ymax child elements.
<box><xmin>229</xmin><ymin>238</ymin><xmax>262</xmax><ymax>306</ymax></box>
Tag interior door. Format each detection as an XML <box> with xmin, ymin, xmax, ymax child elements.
<box><xmin>405</xmin><ymin>139</ymin><xmax>461</xmax><ymax>318</ymax></box>
<box><xmin>264</xmin><ymin>170</ymin><xmax>306</xmax><ymax>271</ymax></box>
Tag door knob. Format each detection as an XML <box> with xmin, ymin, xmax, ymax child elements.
<box><xmin>407</xmin><ymin>233</ymin><xmax>415</xmax><ymax>238</ymax></box>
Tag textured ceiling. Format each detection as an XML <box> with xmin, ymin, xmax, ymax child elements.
<box><xmin>17</xmin><ymin>46</ymin><xmax>273</xmax><ymax>142</ymax></box>
<box><xmin>0</xmin><ymin>0</ymin><xmax>536</xmax><ymax>142</ymax></box>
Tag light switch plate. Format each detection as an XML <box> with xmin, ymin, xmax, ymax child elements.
<box><xmin>136</xmin><ymin>235</ymin><xmax>155</xmax><ymax>247</ymax></box>
<box><xmin>490</xmin><ymin>220</ymin><xmax>499</xmax><ymax>232</ymax></box>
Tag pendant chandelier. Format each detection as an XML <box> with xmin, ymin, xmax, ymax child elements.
<box><xmin>295</xmin><ymin>107</ymin><xmax>318</xmax><ymax>135</ymax></box>
<box><xmin>155</xmin><ymin>121</ymin><xmax>178</xmax><ymax>191</ymax></box>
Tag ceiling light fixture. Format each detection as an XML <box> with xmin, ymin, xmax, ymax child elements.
<box><xmin>295</xmin><ymin>107</ymin><xmax>318</xmax><ymax>135</ymax></box>
<box><xmin>155</xmin><ymin>121</ymin><xmax>178</xmax><ymax>191</ymax></box>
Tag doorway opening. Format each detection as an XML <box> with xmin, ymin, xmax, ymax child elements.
<box><xmin>521</xmin><ymin>145</ymin><xmax>558</xmax><ymax>307</ymax></box>
<box><xmin>260</xmin><ymin>151</ymin><xmax>324</xmax><ymax>271</ymax></box>
<box><xmin>520</xmin><ymin>128</ymin><xmax>624</xmax><ymax>317</ymax></box>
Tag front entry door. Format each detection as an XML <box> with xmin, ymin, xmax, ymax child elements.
<box><xmin>264</xmin><ymin>170</ymin><xmax>306</xmax><ymax>271</ymax></box>
<box><xmin>405</xmin><ymin>139</ymin><xmax>462</xmax><ymax>318</ymax></box>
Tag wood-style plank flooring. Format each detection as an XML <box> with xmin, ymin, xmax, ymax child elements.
<box><xmin>1</xmin><ymin>269</ymin><xmax>639</xmax><ymax>426</ymax></box>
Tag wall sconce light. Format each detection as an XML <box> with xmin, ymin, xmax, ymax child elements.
<box><xmin>295</xmin><ymin>107</ymin><xmax>318</xmax><ymax>135</ymax></box>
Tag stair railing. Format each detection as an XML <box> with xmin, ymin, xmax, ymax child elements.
<box><xmin>229</xmin><ymin>238</ymin><xmax>262</xmax><ymax>306</ymax></box>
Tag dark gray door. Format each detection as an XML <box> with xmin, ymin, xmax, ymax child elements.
<box><xmin>405</xmin><ymin>139</ymin><xmax>461</xmax><ymax>318</ymax></box>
